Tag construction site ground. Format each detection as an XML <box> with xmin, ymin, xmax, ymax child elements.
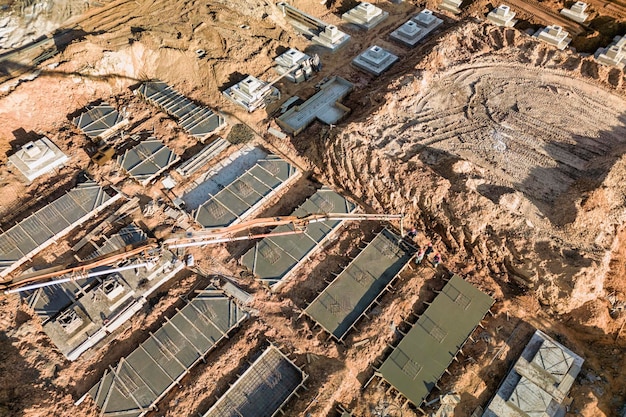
<box><xmin>0</xmin><ymin>0</ymin><xmax>626</xmax><ymax>416</ymax></box>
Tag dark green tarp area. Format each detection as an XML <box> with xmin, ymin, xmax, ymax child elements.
<box><xmin>195</xmin><ymin>155</ymin><xmax>298</xmax><ymax>228</ymax></box>
<box><xmin>136</xmin><ymin>81</ymin><xmax>226</xmax><ymax>140</ymax></box>
<box><xmin>304</xmin><ymin>228</ymin><xmax>415</xmax><ymax>340</ymax></box>
<box><xmin>87</xmin><ymin>289</ymin><xmax>247</xmax><ymax>417</ymax></box>
<box><xmin>202</xmin><ymin>346</ymin><xmax>307</xmax><ymax>417</ymax></box>
<box><xmin>241</xmin><ymin>187</ymin><xmax>356</xmax><ymax>288</ymax></box>
<box><xmin>379</xmin><ymin>275</ymin><xmax>494</xmax><ymax>407</ymax></box>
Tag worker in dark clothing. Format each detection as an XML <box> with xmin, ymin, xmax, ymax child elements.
<box><xmin>432</xmin><ymin>253</ymin><xmax>441</xmax><ymax>268</ymax></box>
<box><xmin>407</xmin><ymin>227</ymin><xmax>417</xmax><ymax>238</ymax></box>
<box><xmin>424</xmin><ymin>242</ymin><xmax>434</xmax><ymax>257</ymax></box>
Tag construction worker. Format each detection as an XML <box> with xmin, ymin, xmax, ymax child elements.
<box><xmin>424</xmin><ymin>242</ymin><xmax>434</xmax><ymax>257</ymax></box>
<box><xmin>432</xmin><ymin>253</ymin><xmax>441</xmax><ymax>268</ymax></box>
<box><xmin>407</xmin><ymin>227</ymin><xmax>417</xmax><ymax>238</ymax></box>
<box><xmin>416</xmin><ymin>248</ymin><xmax>426</xmax><ymax>264</ymax></box>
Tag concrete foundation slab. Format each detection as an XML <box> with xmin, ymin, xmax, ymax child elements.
<box><xmin>241</xmin><ymin>187</ymin><xmax>356</xmax><ymax>290</ymax></box>
<box><xmin>439</xmin><ymin>0</ymin><xmax>463</xmax><ymax>15</ymax></box>
<box><xmin>117</xmin><ymin>139</ymin><xmax>180</xmax><ymax>185</ymax></box>
<box><xmin>72</xmin><ymin>103</ymin><xmax>129</xmax><ymax>140</ymax></box>
<box><xmin>352</xmin><ymin>45</ymin><xmax>398</xmax><ymax>76</ymax></box>
<box><xmin>202</xmin><ymin>345</ymin><xmax>307</xmax><ymax>417</ymax></box>
<box><xmin>31</xmin><ymin>249</ymin><xmax>184</xmax><ymax>360</ymax></box>
<box><xmin>390</xmin><ymin>10</ymin><xmax>443</xmax><ymax>47</ymax></box>
<box><xmin>277</xmin><ymin>2</ymin><xmax>350</xmax><ymax>51</ymax></box>
<box><xmin>84</xmin><ymin>287</ymin><xmax>248</xmax><ymax>417</ymax></box>
<box><xmin>483</xmin><ymin>329</ymin><xmax>584</xmax><ymax>417</ymax></box>
<box><xmin>0</xmin><ymin>178</ymin><xmax>121</xmax><ymax>279</ymax></box>
<box><xmin>312</xmin><ymin>25</ymin><xmax>351</xmax><ymax>51</ymax></box>
<box><xmin>342</xmin><ymin>2</ymin><xmax>389</xmax><ymax>30</ymax></box>
<box><xmin>411</xmin><ymin>8</ymin><xmax>444</xmax><ymax>29</ymax></box>
<box><xmin>377</xmin><ymin>275</ymin><xmax>494</xmax><ymax>408</ymax></box>
<box><xmin>595</xmin><ymin>35</ymin><xmax>626</xmax><ymax>68</ymax></box>
<box><xmin>277</xmin><ymin>76</ymin><xmax>353</xmax><ymax>136</ymax></box>
<box><xmin>486</xmin><ymin>5</ymin><xmax>517</xmax><ymax>27</ymax></box>
<box><xmin>390</xmin><ymin>20</ymin><xmax>425</xmax><ymax>47</ymax></box>
<box><xmin>534</xmin><ymin>25</ymin><xmax>571</xmax><ymax>50</ymax></box>
<box><xmin>194</xmin><ymin>153</ymin><xmax>299</xmax><ymax>228</ymax></box>
<box><xmin>274</xmin><ymin>48</ymin><xmax>316</xmax><ymax>83</ymax></box>
<box><xmin>560</xmin><ymin>1</ymin><xmax>588</xmax><ymax>23</ymax></box>
<box><xmin>8</xmin><ymin>137</ymin><xmax>69</xmax><ymax>182</ymax></box>
<box><xmin>223</xmin><ymin>75</ymin><xmax>280</xmax><ymax>112</ymax></box>
<box><xmin>304</xmin><ymin>228</ymin><xmax>415</xmax><ymax>341</ymax></box>
<box><xmin>135</xmin><ymin>81</ymin><xmax>226</xmax><ymax>141</ymax></box>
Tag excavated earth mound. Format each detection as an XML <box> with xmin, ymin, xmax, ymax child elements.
<box><xmin>310</xmin><ymin>22</ymin><xmax>626</xmax><ymax>314</ymax></box>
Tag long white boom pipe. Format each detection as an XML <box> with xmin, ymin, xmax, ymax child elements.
<box><xmin>5</xmin><ymin>263</ymin><xmax>150</xmax><ymax>294</ymax></box>
<box><xmin>166</xmin><ymin>214</ymin><xmax>405</xmax><ymax>249</ymax></box>
<box><xmin>167</xmin><ymin>229</ymin><xmax>304</xmax><ymax>249</ymax></box>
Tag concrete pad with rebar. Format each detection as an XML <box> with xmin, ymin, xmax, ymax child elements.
<box><xmin>241</xmin><ymin>187</ymin><xmax>356</xmax><ymax>291</ymax></box>
<box><xmin>72</xmin><ymin>103</ymin><xmax>129</xmax><ymax>140</ymax></box>
<box><xmin>303</xmin><ymin>228</ymin><xmax>415</xmax><ymax>342</ymax></box>
<box><xmin>135</xmin><ymin>81</ymin><xmax>226</xmax><ymax>141</ymax></box>
<box><xmin>375</xmin><ymin>275</ymin><xmax>494</xmax><ymax>409</ymax></box>
<box><xmin>0</xmin><ymin>178</ymin><xmax>121</xmax><ymax>279</ymax></box>
<box><xmin>201</xmin><ymin>345</ymin><xmax>308</xmax><ymax>417</ymax></box>
<box><xmin>117</xmin><ymin>138</ymin><xmax>180</xmax><ymax>185</ymax></box>
<box><xmin>81</xmin><ymin>287</ymin><xmax>248</xmax><ymax>417</ymax></box>
<box><xmin>194</xmin><ymin>153</ymin><xmax>299</xmax><ymax>228</ymax></box>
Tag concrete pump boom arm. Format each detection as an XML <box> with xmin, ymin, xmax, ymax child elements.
<box><xmin>2</xmin><ymin>212</ymin><xmax>403</xmax><ymax>291</ymax></box>
<box><xmin>3</xmin><ymin>241</ymin><xmax>160</xmax><ymax>290</ymax></box>
<box><xmin>162</xmin><ymin>212</ymin><xmax>404</xmax><ymax>247</ymax></box>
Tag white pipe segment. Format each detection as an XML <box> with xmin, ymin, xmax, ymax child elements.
<box><xmin>5</xmin><ymin>263</ymin><xmax>150</xmax><ymax>294</ymax></box>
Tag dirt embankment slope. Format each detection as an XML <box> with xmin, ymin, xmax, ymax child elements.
<box><xmin>295</xmin><ymin>21</ymin><xmax>626</xmax><ymax>315</ymax></box>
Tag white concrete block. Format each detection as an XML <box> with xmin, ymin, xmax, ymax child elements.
<box><xmin>8</xmin><ymin>137</ymin><xmax>69</xmax><ymax>182</ymax></box>
<box><xmin>352</xmin><ymin>45</ymin><xmax>399</xmax><ymax>76</ymax></box>
<box><xmin>560</xmin><ymin>1</ymin><xmax>589</xmax><ymax>23</ymax></box>
<box><xmin>534</xmin><ymin>25</ymin><xmax>572</xmax><ymax>50</ymax></box>
<box><xmin>487</xmin><ymin>4</ymin><xmax>517</xmax><ymax>27</ymax></box>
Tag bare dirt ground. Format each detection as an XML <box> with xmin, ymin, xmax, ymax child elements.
<box><xmin>0</xmin><ymin>0</ymin><xmax>626</xmax><ymax>416</ymax></box>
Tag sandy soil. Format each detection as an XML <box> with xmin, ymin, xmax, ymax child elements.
<box><xmin>0</xmin><ymin>0</ymin><xmax>625</xmax><ymax>416</ymax></box>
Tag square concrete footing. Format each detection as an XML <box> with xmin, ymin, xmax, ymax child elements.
<box><xmin>390</xmin><ymin>9</ymin><xmax>443</xmax><ymax>47</ymax></box>
<box><xmin>560</xmin><ymin>1</ymin><xmax>589</xmax><ymax>23</ymax></box>
<box><xmin>486</xmin><ymin>5</ymin><xmax>517</xmax><ymax>27</ymax></box>
<box><xmin>595</xmin><ymin>35</ymin><xmax>626</xmax><ymax>68</ymax></box>
<box><xmin>352</xmin><ymin>45</ymin><xmax>399</xmax><ymax>76</ymax></box>
<box><xmin>342</xmin><ymin>2</ymin><xmax>389</xmax><ymax>30</ymax></box>
<box><xmin>312</xmin><ymin>25</ymin><xmax>351</xmax><ymax>51</ymax></box>
<box><xmin>534</xmin><ymin>25</ymin><xmax>572</xmax><ymax>50</ymax></box>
